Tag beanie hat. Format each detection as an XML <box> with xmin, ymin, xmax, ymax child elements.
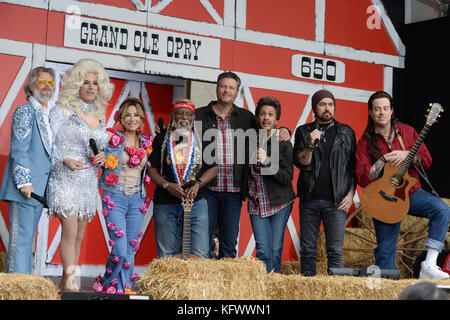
<box><xmin>311</xmin><ymin>90</ymin><xmax>336</xmax><ymax>110</ymax></box>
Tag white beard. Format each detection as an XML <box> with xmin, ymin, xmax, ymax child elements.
<box><xmin>32</xmin><ymin>87</ymin><xmax>53</xmax><ymax>104</ymax></box>
<box><xmin>173</xmin><ymin>119</ymin><xmax>192</xmax><ymax>141</ymax></box>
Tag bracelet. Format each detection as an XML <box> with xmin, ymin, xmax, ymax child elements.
<box><xmin>380</xmin><ymin>155</ymin><xmax>387</xmax><ymax>162</ymax></box>
<box><xmin>196</xmin><ymin>178</ymin><xmax>203</xmax><ymax>188</ymax></box>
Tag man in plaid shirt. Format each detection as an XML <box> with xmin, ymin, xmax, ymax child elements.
<box><xmin>196</xmin><ymin>71</ymin><xmax>290</xmax><ymax>258</ymax></box>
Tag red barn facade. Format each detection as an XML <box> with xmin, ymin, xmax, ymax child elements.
<box><xmin>0</xmin><ymin>0</ymin><xmax>404</xmax><ymax>278</ymax></box>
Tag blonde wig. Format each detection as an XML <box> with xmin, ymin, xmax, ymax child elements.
<box><xmin>57</xmin><ymin>58</ymin><xmax>113</xmax><ymax>119</ymax></box>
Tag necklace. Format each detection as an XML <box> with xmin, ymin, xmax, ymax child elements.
<box><xmin>314</xmin><ymin>120</ymin><xmax>335</xmax><ymax>143</ymax></box>
<box><xmin>78</xmin><ymin>98</ymin><xmax>96</xmax><ymax>115</ymax></box>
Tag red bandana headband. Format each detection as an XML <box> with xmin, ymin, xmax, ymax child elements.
<box><xmin>172</xmin><ymin>101</ymin><xmax>195</xmax><ymax>113</ymax></box>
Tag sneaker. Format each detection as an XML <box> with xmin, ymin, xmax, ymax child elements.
<box><xmin>419</xmin><ymin>261</ymin><xmax>450</xmax><ymax>279</ymax></box>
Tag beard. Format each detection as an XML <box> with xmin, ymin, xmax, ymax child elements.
<box><xmin>32</xmin><ymin>86</ymin><xmax>54</xmax><ymax>104</ymax></box>
<box><xmin>173</xmin><ymin>119</ymin><xmax>193</xmax><ymax>139</ymax></box>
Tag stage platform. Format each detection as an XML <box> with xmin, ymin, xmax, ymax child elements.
<box><xmin>48</xmin><ymin>276</ymin><xmax>151</xmax><ymax>300</ymax></box>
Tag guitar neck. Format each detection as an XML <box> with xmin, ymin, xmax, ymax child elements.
<box><xmin>398</xmin><ymin>124</ymin><xmax>430</xmax><ymax>176</ymax></box>
<box><xmin>181</xmin><ymin>209</ymin><xmax>191</xmax><ymax>259</ymax></box>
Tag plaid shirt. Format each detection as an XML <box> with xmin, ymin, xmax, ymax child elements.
<box><xmin>209</xmin><ymin>111</ymin><xmax>240</xmax><ymax>193</ymax></box>
<box><xmin>247</xmin><ymin>163</ymin><xmax>293</xmax><ymax>218</ymax></box>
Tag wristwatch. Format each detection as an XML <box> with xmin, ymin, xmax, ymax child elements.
<box><xmin>196</xmin><ymin>178</ymin><xmax>203</xmax><ymax>188</ymax></box>
<box><xmin>162</xmin><ymin>182</ymin><xmax>169</xmax><ymax>189</ymax></box>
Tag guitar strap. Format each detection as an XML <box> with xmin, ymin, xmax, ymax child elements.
<box><xmin>396</xmin><ymin>131</ymin><xmax>440</xmax><ymax>198</ymax></box>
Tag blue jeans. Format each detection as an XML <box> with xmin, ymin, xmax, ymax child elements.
<box><xmin>205</xmin><ymin>190</ymin><xmax>242</xmax><ymax>258</ymax></box>
<box><xmin>153</xmin><ymin>198</ymin><xmax>209</xmax><ymax>258</ymax></box>
<box><xmin>373</xmin><ymin>188</ymin><xmax>450</xmax><ymax>269</ymax></box>
<box><xmin>249</xmin><ymin>203</ymin><xmax>293</xmax><ymax>273</ymax></box>
<box><xmin>100</xmin><ymin>190</ymin><xmax>145</xmax><ymax>292</ymax></box>
<box><xmin>7</xmin><ymin>201</ymin><xmax>43</xmax><ymax>274</ymax></box>
<box><xmin>299</xmin><ymin>200</ymin><xmax>347</xmax><ymax>276</ymax></box>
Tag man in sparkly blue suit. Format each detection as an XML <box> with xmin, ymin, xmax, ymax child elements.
<box><xmin>0</xmin><ymin>66</ymin><xmax>55</xmax><ymax>274</ymax></box>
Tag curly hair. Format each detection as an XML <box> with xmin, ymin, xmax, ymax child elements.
<box><xmin>364</xmin><ymin>91</ymin><xmax>399</xmax><ymax>163</ymax></box>
<box><xmin>56</xmin><ymin>58</ymin><xmax>113</xmax><ymax>118</ymax></box>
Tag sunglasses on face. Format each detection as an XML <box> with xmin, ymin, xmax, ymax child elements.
<box><xmin>37</xmin><ymin>79</ymin><xmax>55</xmax><ymax>87</ymax></box>
<box><xmin>174</xmin><ymin>110</ymin><xmax>194</xmax><ymax>117</ymax></box>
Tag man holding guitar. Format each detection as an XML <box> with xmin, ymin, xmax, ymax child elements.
<box><xmin>149</xmin><ymin>100</ymin><xmax>217</xmax><ymax>259</ymax></box>
<box><xmin>355</xmin><ymin>91</ymin><xmax>449</xmax><ymax>279</ymax></box>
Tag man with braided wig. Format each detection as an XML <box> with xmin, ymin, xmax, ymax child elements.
<box><xmin>149</xmin><ymin>100</ymin><xmax>218</xmax><ymax>258</ymax></box>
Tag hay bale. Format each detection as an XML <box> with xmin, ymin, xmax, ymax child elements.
<box><xmin>137</xmin><ymin>257</ymin><xmax>268</xmax><ymax>300</ymax></box>
<box><xmin>265</xmin><ymin>273</ymin><xmax>450</xmax><ymax>300</ymax></box>
<box><xmin>344</xmin><ymin>228</ymin><xmax>376</xmax><ymax>268</ymax></box>
<box><xmin>0</xmin><ymin>252</ymin><xmax>6</xmax><ymax>273</ymax></box>
<box><xmin>0</xmin><ymin>273</ymin><xmax>60</xmax><ymax>300</ymax></box>
<box><xmin>280</xmin><ymin>260</ymin><xmax>328</xmax><ymax>276</ymax></box>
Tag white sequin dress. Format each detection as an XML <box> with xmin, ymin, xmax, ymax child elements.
<box><xmin>46</xmin><ymin>103</ymin><xmax>108</xmax><ymax>221</ymax></box>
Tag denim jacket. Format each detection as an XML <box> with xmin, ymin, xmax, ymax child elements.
<box><xmin>99</xmin><ymin>130</ymin><xmax>152</xmax><ymax>198</ymax></box>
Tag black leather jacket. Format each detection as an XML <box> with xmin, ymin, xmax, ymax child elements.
<box><xmin>293</xmin><ymin>120</ymin><xmax>356</xmax><ymax>206</ymax></box>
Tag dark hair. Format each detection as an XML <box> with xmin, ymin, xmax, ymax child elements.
<box><xmin>364</xmin><ymin>91</ymin><xmax>399</xmax><ymax>163</ymax></box>
<box><xmin>255</xmin><ymin>96</ymin><xmax>281</xmax><ymax>120</ymax></box>
<box><xmin>217</xmin><ymin>71</ymin><xmax>241</xmax><ymax>89</ymax></box>
<box><xmin>24</xmin><ymin>66</ymin><xmax>55</xmax><ymax>98</ymax></box>
<box><xmin>398</xmin><ymin>282</ymin><xmax>449</xmax><ymax>300</ymax></box>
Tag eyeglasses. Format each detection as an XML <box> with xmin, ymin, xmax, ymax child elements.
<box><xmin>174</xmin><ymin>110</ymin><xmax>194</xmax><ymax>117</ymax></box>
<box><xmin>37</xmin><ymin>79</ymin><xmax>55</xmax><ymax>87</ymax></box>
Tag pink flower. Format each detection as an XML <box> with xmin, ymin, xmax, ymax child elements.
<box><xmin>125</xmin><ymin>146</ymin><xmax>136</xmax><ymax>156</ymax></box>
<box><xmin>141</xmin><ymin>133</ymin><xmax>152</xmax><ymax>140</ymax></box>
<box><xmin>145</xmin><ymin>198</ymin><xmax>150</xmax><ymax>205</ymax></box>
<box><xmin>132</xmin><ymin>243</ymin><xmax>140</xmax><ymax>252</ymax></box>
<box><xmin>109</xmin><ymin>134</ymin><xmax>123</xmax><ymax>148</ymax></box>
<box><xmin>111</xmin><ymin>278</ymin><xmax>118</xmax><ymax>286</ymax></box>
<box><xmin>115</xmin><ymin>228</ymin><xmax>124</xmax><ymax>238</ymax></box>
<box><xmin>108</xmin><ymin>239</ymin><xmax>115</xmax><ymax>247</ymax></box>
<box><xmin>130</xmin><ymin>238</ymin><xmax>139</xmax><ymax>247</ymax></box>
<box><xmin>144</xmin><ymin>174</ymin><xmax>151</xmax><ymax>184</ymax></box>
<box><xmin>127</xmin><ymin>155</ymin><xmax>141</xmax><ymax>168</ymax></box>
<box><xmin>141</xmin><ymin>140</ymin><xmax>152</xmax><ymax>149</ymax></box>
<box><xmin>117</xmin><ymin>289</ymin><xmax>124</xmax><ymax>294</ymax></box>
<box><xmin>106</xmin><ymin>267</ymin><xmax>112</xmax><ymax>275</ymax></box>
<box><xmin>107</xmin><ymin>222</ymin><xmax>116</xmax><ymax>231</ymax></box>
<box><xmin>112</xmin><ymin>256</ymin><xmax>120</xmax><ymax>264</ymax></box>
<box><xmin>106</xmin><ymin>285</ymin><xmax>116</xmax><ymax>294</ymax></box>
<box><xmin>138</xmin><ymin>232</ymin><xmax>144</xmax><ymax>239</ymax></box>
<box><xmin>102</xmin><ymin>194</ymin><xmax>111</xmax><ymax>203</ymax></box>
<box><xmin>107</xmin><ymin>201</ymin><xmax>115</xmax><ymax>210</ymax></box>
<box><xmin>136</xmin><ymin>148</ymin><xmax>146</xmax><ymax>159</ymax></box>
<box><xmin>140</xmin><ymin>203</ymin><xmax>148</xmax><ymax>214</ymax></box>
<box><xmin>93</xmin><ymin>281</ymin><xmax>104</xmax><ymax>293</ymax></box>
<box><xmin>125</xmin><ymin>283</ymin><xmax>131</xmax><ymax>290</ymax></box>
<box><xmin>102</xmin><ymin>208</ymin><xmax>109</xmax><ymax>217</ymax></box>
<box><xmin>131</xmin><ymin>273</ymin><xmax>138</xmax><ymax>281</ymax></box>
<box><xmin>105</xmin><ymin>173</ymin><xmax>118</xmax><ymax>186</ymax></box>
<box><xmin>123</xmin><ymin>261</ymin><xmax>131</xmax><ymax>269</ymax></box>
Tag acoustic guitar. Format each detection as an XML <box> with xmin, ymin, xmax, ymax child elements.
<box><xmin>360</xmin><ymin>103</ymin><xmax>443</xmax><ymax>224</ymax></box>
<box><xmin>180</xmin><ymin>197</ymin><xmax>195</xmax><ymax>259</ymax></box>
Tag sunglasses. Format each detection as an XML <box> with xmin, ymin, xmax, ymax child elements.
<box><xmin>174</xmin><ymin>110</ymin><xmax>194</xmax><ymax>117</ymax></box>
<box><xmin>37</xmin><ymin>79</ymin><xmax>55</xmax><ymax>87</ymax></box>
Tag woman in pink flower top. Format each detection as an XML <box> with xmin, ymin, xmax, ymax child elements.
<box><xmin>94</xmin><ymin>97</ymin><xmax>153</xmax><ymax>294</ymax></box>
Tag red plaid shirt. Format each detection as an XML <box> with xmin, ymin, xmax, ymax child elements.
<box><xmin>209</xmin><ymin>112</ymin><xmax>240</xmax><ymax>193</ymax></box>
<box><xmin>247</xmin><ymin>164</ymin><xmax>293</xmax><ymax>218</ymax></box>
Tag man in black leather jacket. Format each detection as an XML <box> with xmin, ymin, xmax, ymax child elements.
<box><xmin>293</xmin><ymin>89</ymin><xmax>356</xmax><ymax>276</ymax></box>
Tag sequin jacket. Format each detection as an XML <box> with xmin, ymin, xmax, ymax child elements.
<box><xmin>99</xmin><ymin>130</ymin><xmax>153</xmax><ymax>198</ymax></box>
<box><xmin>0</xmin><ymin>98</ymin><xmax>52</xmax><ymax>205</ymax></box>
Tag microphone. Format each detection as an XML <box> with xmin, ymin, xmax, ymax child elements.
<box><xmin>31</xmin><ymin>192</ymin><xmax>48</xmax><ymax>208</ymax></box>
<box><xmin>314</xmin><ymin>138</ymin><xmax>320</xmax><ymax>148</ymax></box>
<box><xmin>89</xmin><ymin>138</ymin><xmax>99</xmax><ymax>155</ymax></box>
<box><xmin>158</xmin><ymin>118</ymin><xmax>164</xmax><ymax>131</ymax></box>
